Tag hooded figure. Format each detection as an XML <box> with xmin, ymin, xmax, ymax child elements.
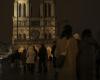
<box><xmin>79</xmin><ymin>29</ymin><xmax>98</xmax><ymax>80</ymax></box>
<box><xmin>38</xmin><ymin>44</ymin><xmax>48</xmax><ymax>73</ymax></box>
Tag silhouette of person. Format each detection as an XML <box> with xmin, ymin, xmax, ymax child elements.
<box><xmin>11</xmin><ymin>49</ymin><xmax>20</xmax><ymax>71</ymax></box>
<box><xmin>20</xmin><ymin>48</ymin><xmax>27</xmax><ymax>73</ymax></box>
<box><xmin>79</xmin><ymin>29</ymin><xmax>98</xmax><ymax>80</ymax></box>
<box><xmin>38</xmin><ymin>44</ymin><xmax>48</xmax><ymax>73</ymax></box>
<box><xmin>51</xmin><ymin>41</ymin><xmax>56</xmax><ymax>68</ymax></box>
<box><xmin>33</xmin><ymin>46</ymin><xmax>38</xmax><ymax>63</ymax></box>
<box><xmin>10</xmin><ymin>50</ymin><xmax>20</xmax><ymax>67</ymax></box>
<box><xmin>55</xmin><ymin>25</ymin><xmax>78</xmax><ymax>80</ymax></box>
<box><xmin>73</xmin><ymin>33</ymin><xmax>80</xmax><ymax>80</ymax></box>
<box><xmin>96</xmin><ymin>46</ymin><xmax>100</xmax><ymax>80</ymax></box>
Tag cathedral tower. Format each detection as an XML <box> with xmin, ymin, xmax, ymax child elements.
<box><xmin>12</xmin><ymin>0</ymin><xmax>56</xmax><ymax>48</ymax></box>
<box><xmin>12</xmin><ymin>0</ymin><xmax>30</xmax><ymax>46</ymax></box>
<box><xmin>40</xmin><ymin>0</ymin><xmax>56</xmax><ymax>39</ymax></box>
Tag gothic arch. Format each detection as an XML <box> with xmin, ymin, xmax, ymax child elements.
<box><xmin>19</xmin><ymin>3</ymin><xmax>21</xmax><ymax>17</ymax></box>
<box><xmin>44</xmin><ymin>3</ymin><xmax>47</xmax><ymax>17</ymax></box>
<box><xmin>23</xmin><ymin>4</ymin><xmax>26</xmax><ymax>17</ymax></box>
<box><xmin>48</xmin><ymin>3</ymin><xmax>51</xmax><ymax>17</ymax></box>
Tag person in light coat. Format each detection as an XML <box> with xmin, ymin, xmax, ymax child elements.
<box><xmin>26</xmin><ymin>46</ymin><xmax>36</xmax><ymax>74</ymax></box>
<box><xmin>55</xmin><ymin>25</ymin><xmax>78</xmax><ymax>80</ymax></box>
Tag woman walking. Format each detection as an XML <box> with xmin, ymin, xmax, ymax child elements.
<box><xmin>26</xmin><ymin>46</ymin><xmax>36</xmax><ymax>74</ymax></box>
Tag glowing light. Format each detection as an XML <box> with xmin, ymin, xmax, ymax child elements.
<box><xmin>18</xmin><ymin>0</ymin><xmax>27</xmax><ymax>4</ymax></box>
<box><xmin>18</xmin><ymin>46</ymin><xmax>24</xmax><ymax>53</ymax></box>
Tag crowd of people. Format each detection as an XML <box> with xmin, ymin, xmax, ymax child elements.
<box><xmin>9</xmin><ymin>44</ymin><xmax>48</xmax><ymax>74</ymax></box>
<box><xmin>8</xmin><ymin>24</ymin><xmax>100</xmax><ymax>80</ymax></box>
<box><xmin>54</xmin><ymin>25</ymin><xmax>100</xmax><ymax>80</ymax></box>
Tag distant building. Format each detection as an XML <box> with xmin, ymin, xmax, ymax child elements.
<box><xmin>12</xmin><ymin>0</ymin><xmax>56</xmax><ymax>49</ymax></box>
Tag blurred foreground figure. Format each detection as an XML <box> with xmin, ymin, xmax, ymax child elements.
<box><xmin>38</xmin><ymin>44</ymin><xmax>48</xmax><ymax>73</ymax></box>
<box><xmin>73</xmin><ymin>33</ymin><xmax>80</xmax><ymax>80</ymax></box>
<box><xmin>51</xmin><ymin>41</ymin><xmax>56</xmax><ymax>68</ymax></box>
<box><xmin>55</xmin><ymin>25</ymin><xmax>78</xmax><ymax>80</ymax></box>
<box><xmin>79</xmin><ymin>29</ymin><xmax>98</xmax><ymax>80</ymax></box>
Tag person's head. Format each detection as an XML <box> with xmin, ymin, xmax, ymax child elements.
<box><xmin>81</xmin><ymin>29</ymin><xmax>92</xmax><ymax>40</ymax></box>
<box><xmin>41</xmin><ymin>43</ymin><xmax>45</xmax><ymax>47</ymax></box>
<box><xmin>73</xmin><ymin>33</ymin><xmax>80</xmax><ymax>40</ymax></box>
<box><xmin>60</xmin><ymin>25</ymin><xmax>72</xmax><ymax>39</ymax></box>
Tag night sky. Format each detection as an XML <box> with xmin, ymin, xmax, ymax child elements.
<box><xmin>0</xmin><ymin>0</ymin><xmax>100</xmax><ymax>44</ymax></box>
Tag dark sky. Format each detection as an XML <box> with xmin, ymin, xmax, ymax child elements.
<box><xmin>0</xmin><ymin>0</ymin><xmax>13</xmax><ymax>44</ymax></box>
<box><xmin>0</xmin><ymin>0</ymin><xmax>100</xmax><ymax>44</ymax></box>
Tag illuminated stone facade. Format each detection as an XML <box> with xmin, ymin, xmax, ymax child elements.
<box><xmin>12</xmin><ymin>0</ymin><xmax>56</xmax><ymax>48</ymax></box>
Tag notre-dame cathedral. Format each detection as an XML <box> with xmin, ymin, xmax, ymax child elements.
<box><xmin>12</xmin><ymin>0</ymin><xmax>56</xmax><ymax>49</ymax></box>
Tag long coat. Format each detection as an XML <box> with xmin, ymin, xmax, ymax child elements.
<box><xmin>38</xmin><ymin>46</ymin><xmax>48</xmax><ymax>62</ymax></box>
<box><xmin>79</xmin><ymin>38</ymin><xmax>97</xmax><ymax>80</ymax></box>
<box><xmin>26</xmin><ymin>46</ymin><xmax>35</xmax><ymax>64</ymax></box>
<box><xmin>56</xmin><ymin>37</ymin><xmax>78</xmax><ymax>80</ymax></box>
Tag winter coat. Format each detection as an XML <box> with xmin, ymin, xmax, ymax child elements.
<box><xmin>55</xmin><ymin>37</ymin><xmax>78</xmax><ymax>80</ymax></box>
<box><xmin>79</xmin><ymin>37</ymin><xmax>97</xmax><ymax>80</ymax></box>
<box><xmin>26</xmin><ymin>46</ymin><xmax>35</xmax><ymax>64</ymax></box>
<box><xmin>38</xmin><ymin>46</ymin><xmax>48</xmax><ymax>62</ymax></box>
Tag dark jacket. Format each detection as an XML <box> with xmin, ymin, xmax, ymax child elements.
<box><xmin>38</xmin><ymin>46</ymin><xmax>48</xmax><ymax>61</ymax></box>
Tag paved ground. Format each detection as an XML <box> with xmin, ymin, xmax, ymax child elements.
<box><xmin>0</xmin><ymin>58</ymin><xmax>100</xmax><ymax>80</ymax></box>
<box><xmin>0</xmin><ymin>59</ymin><xmax>56</xmax><ymax>80</ymax></box>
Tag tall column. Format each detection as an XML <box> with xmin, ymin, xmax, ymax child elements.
<box><xmin>21</xmin><ymin>3</ymin><xmax>24</xmax><ymax>17</ymax></box>
<box><xmin>40</xmin><ymin>3</ymin><xmax>44</xmax><ymax>27</ymax></box>
<box><xmin>16</xmin><ymin>2</ymin><xmax>19</xmax><ymax>39</ymax></box>
<box><xmin>26</xmin><ymin>3</ymin><xmax>29</xmax><ymax>17</ymax></box>
<box><xmin>46</xmin><ymin>3</ymin><xmax>49</xmax><ymax>17</ymax></box>
<box><xmin>18</xmin><ymin>3</ymin><xmax>20</xmax><ymax>17</ymax></box>
<box><xmin>40</xmin><ymin>3</ymin><xmax>43</xmax><ymax>17</ymax></box>
<box><xmin>51</xmin><ymin>4</ymin><xmax>55</xmax><ymax>17</ymax></box>
<box><xmin>48</xmin><ymin>3</ymin><xmax>51</xmax><ymax>17</ymax></box>
<box><xmin>14</xmin><ymin>2</ymin><xmax>17</xmax><ymax>17</ymax></box>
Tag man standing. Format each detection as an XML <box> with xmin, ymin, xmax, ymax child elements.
<box><xmin>38</xmin><ymin>44</ymin><xmax>48</xmax><ymax>73</ymax></box>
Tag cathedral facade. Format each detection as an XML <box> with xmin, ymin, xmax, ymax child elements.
<box><xmin>12</xmin><ymin>0</ymin><xmax>56</xmax><ymax>49</ymax></box>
